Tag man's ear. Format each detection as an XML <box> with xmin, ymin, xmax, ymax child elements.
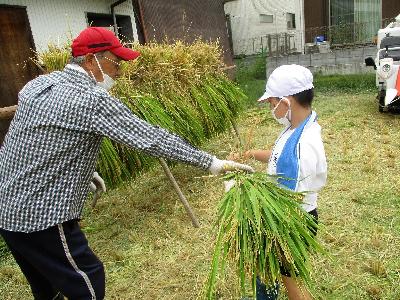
<box><xmin>83</xmin><ymin>53</ymin><xmax>96</xmax><ymax>70</ymax></box>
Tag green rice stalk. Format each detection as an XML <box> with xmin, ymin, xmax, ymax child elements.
<box><xmin>96</xmin><ymin>138</ymin><xmax>131</xmax><ymax>186</ymax></box>
<box><xmin>206</xmin><ymin>172</ymin><xmax>324</xmax><ymax>299</ymax></box>
<box><xmin>33</xmin><ymin>43</ymin><xmax>72</xmax><ymax>72</ymax></box>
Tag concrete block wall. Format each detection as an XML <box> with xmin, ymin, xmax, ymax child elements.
<box><xmin>267</xmin><ymin>45</ymin><xmax>377</xmax><ymax>76</ymax></box>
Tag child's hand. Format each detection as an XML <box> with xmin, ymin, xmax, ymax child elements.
<box><xmin>227</xmin><ymin>151</ymin><xmax>241</xmax><ymax>161</ymax></box>
<box><xmin>227</xmin><ymin>150</ymin><xmax>254</xmax><ymax>162</ymax></box>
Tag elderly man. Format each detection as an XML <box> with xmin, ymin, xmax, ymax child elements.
<box><xmin>0</xmin><ymin>27</ymin><xmax>252</xmax><ymax>300</ymax></box>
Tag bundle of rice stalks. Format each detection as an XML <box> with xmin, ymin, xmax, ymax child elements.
<box><xmin>117</xmin><ymin>40</ymin><xmax>244</xmax><ymax>141</ymax></box>
<box><xmin>33</xmin><ymin>43</ymin><xmax>72</xmax><ymax>72</ymax></box>
<box><xmin>34</xmin><ymin>39</ymin><xmax>246</xmax><ymax>187</ymax></box>
<box><xmin>206</xmin><ymin>172</ymin><xmax>324</xmax><ymax>299</ymax></box>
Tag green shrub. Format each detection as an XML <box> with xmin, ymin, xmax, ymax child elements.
<box><xmin>235</xmin><ymin>53</ymin><xmax>267</xmax><ymax>82</ymax></box>
<box><xmin>0</xmin><ymin>237</ymin><xmax>8</xmax><ymax>258</ymax></box>
<box><xmin>235</xmin><ymin>70</ymin><xmax>376</xmax><ymax>107</ymax></box>
<box><xmin>234</xmin><ymin>54</ymin><xmax>267</xmax><ymax>106</ymax></box>
<box><xmin>314</xmin><ymin>73</ymin><xmax>376</xmax><ymax>93</ymax></box>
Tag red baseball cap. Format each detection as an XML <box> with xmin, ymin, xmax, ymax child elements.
<box><xmin>71</xmin><ymin>27</ymin><xmax>140</xmax><ymax>61</ymax></box>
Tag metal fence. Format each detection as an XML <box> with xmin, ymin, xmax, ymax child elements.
<box><xmin>233</xmin><ymin>17</ymin><xmax>396</xmax><ymax>57</ymax></box>
<box><xmin>234</xmin><ymin>32</ymin><xmax>302</xmax><ymax>57</ymax></box>
<box><xmin>305</xmin><ymin>17</ymin><xmax>395</xmax><ymax>46</ymax></box>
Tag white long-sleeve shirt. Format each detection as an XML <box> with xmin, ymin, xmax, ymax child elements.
<box><xmin>267</xmin><ymin>121</ymin><xmax>327</xmax><ymax>212</ymax></box>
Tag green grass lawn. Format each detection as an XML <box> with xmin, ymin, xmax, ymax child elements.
<box><xmin>1</xmin><ymin>76</ymin><xmax>400</xmax><ymax>299</ymax></box>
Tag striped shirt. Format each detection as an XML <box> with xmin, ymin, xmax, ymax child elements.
<box><xmin>0</xmin><ymin>64</ymin><xmax>212</xmax><ymax>232</ymax></box>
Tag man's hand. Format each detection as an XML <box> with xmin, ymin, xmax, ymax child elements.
<box><xmin>90</xmin><ymin>172</ymin><xmax>106</xmax><ymax>193</ymax></box>
<box><xmin>209</xmin><ymin>157</ymin><xmax>254</xmax><ymax>175</ymax></box>
<box><xmin>90</xmin><ymin>172</ymin><xmax>106</xmax><ymax>208</ymax></box>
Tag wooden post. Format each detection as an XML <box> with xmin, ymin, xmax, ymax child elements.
<box><xmin>260</xmin><ymin>36</ymin><xmax>264</xmax><ymax>53</ymax></box>
<box><xmin>267</xmin><ymin>35</ymin><xmax>272</xmax><ymax>56</ymax></box>
<box><xmin>159</xmin><ymin>158</ymin><xmax>200</xmax><ymax>228</ymax></box>
<box><xmin>276</xmin><ymin>34</ymin><xmax>279</xmax><ymax>56</ymax></box>
<box><xmin>0</xmin><ymin>105</ymin><xmax>17</xmax><ymax>120</ymax></box>
<box><xmin>284</xmin><ymin>33</ymin><xmax>288</xmax><ymax>54</ymax></box>
<box><xmin>220</xmin><ymin>65</ymin><xmax>236</xmax><ymax>71</ymax></box>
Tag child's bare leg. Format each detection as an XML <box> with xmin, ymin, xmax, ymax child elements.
<box><xmin>282</xmin><ymin>276</ymin><xmax>312</xmax><ymax>300</ymax></box>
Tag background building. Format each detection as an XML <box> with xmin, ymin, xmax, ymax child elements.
<box><xmin>224</xmin><ymin>0</ymin><xmax>305</xmax><ymax>56</ymax></box>
<box><xmin>304</xmin><ymin>0</ymin><xmax>400</xmax><ymax>43</ymax></box>
<box><xmin>330</xmin><ymin>0</ymin><xmax>381</xmax><ymax>44</ymax></box>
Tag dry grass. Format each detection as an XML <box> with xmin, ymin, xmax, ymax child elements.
<box><xmin>1</xmin><ymin>91</ymin><xmax>400</xmax><ymax>299</ymax></box>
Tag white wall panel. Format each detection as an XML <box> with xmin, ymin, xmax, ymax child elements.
<box><xmin>225</xmin><ymin>0</ymin><xmax>304</xmax><ymax>56</ymax></box>
<box><xmin>0</xmin><ymin>0</ymin><xmax>138</xmax><ymax>51</ymax></box>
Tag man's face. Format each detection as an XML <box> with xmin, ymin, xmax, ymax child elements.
<box><xmin>98</xmin><ymin>51</ymin><xmax>122</xmax><ymax>79</ymax></box>
<box><xmin>85</xmin><ymin>51</ymin><xmax>122</xmax><ymax>82</ymax></box>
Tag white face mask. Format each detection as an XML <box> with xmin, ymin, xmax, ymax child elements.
<box><xmin>93</xmin><ymin>55</ymin><xmax>115</xmax><ymax>91</ymax></box>
<box><xmin>271</xmin><ymin>97</ymin><xmax>291</xmax><ymax>126</ymax></box>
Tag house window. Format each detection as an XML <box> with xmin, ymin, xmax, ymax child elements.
<box><xmin>259</xmin><ymin>14</ymin><xmax>273</xmax><ymax>23</ymax></box>
<box><xmin>86</xmin><ymin>13</ymin><xmax>134</xmax><ymax>42</ymax></box>
<box><xmin>286</xmin><ymin>13</ymin><xmax>296</xmax><ymax>29</ymax></box>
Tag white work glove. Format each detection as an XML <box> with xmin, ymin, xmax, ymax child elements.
<box><xmin>89</xmin><ymin>172</ymin><xmax>106</xmax><ymax>193</ymax></box>
<box><xmin>90</xmin><ymin>172</ymin><xmax>106</xmax><ymax>209</ymax></box>
<box><xmin>209</xmin><ymin>156</ymin><xmax>254</xmax><ymax>175</ymax></box>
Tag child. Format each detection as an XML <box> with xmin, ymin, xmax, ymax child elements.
<box><xmin>235</xmin><ymin>64</ymin><xmax>327</xmax><ymax>300</ymax></box>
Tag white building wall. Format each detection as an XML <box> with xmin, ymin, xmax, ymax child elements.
<box><xmin>0</xmin><ymin>0</ymin><xmax>138</xmax><ymax>52</ymax></box>
<box><xmin>224</xmin><ymin>0</ymin><xmax>305</xmax><ymax>56</ymax></box>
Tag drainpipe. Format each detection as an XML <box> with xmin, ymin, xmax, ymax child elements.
<box><xmin>111</xmin><ymin>0</ymin><xmax>127</xmax><ymax>36</ymax></box>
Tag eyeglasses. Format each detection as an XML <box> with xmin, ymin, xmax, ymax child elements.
<box><xmin>103</xmin><ymin>56</ymin><xmax>121</xmax><ymax>67</ymax></box>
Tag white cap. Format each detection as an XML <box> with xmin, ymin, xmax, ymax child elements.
<box><xmin>258</xmin><ymin>64</ymin><xmax>314</xmax><ymax>102</ymax></box>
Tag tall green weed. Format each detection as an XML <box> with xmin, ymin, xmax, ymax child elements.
<box><xmin>314</xmin><ymin>73</ymin><xmax>376</xmax><ymax>93</ymax></box>
<box><xmin>234</xmin><ymin>54</ymin><xmax>267</xmax><ymax>105</ymax></box>
<box><xmin>0</xmin><ymin>237</ymin><xmax>8</xmax><ymax>259</ymax></box>
<box><xmin>235</xmin><ymin>54</ymin><xmax>267</xmax><ymax>82</ymax></box>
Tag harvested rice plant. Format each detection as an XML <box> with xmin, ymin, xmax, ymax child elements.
<box><xmin>206</xmin><ymin>172</ymin><xmax>324</xmax><ymax>298</ymax></box>
<box><xmin>33</xmin><ymin>40</ymin><xmax>246</xmax><ymax>187</ymax></box>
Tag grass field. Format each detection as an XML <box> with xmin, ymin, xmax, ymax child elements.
<box><xmin>1</xmin><ymin>71</ymin><xmax>400</xmax><ymax>299</ymax></box>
